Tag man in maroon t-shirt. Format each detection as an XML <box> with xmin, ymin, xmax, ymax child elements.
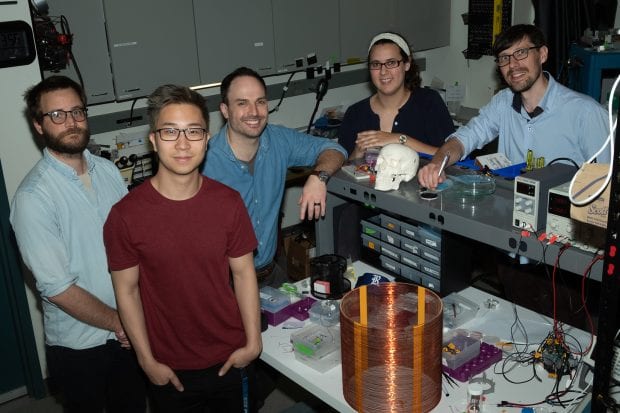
<box><xmin>103</xmin><ymin>84</ymin><xmax>261</xmax><ymax>412</ymax></box>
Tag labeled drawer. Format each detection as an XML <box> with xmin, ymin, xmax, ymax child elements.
<box><xmin>420</xmin><ymin>273</ymin><xmax>440</xmax><ymax>292</ymax></box>
<box><xmin>400</xmin><ymin>250</ymin><xmax>421</xmax><ymax>271</ymax></box>
<box><xmin>400</xmin><ymin>221</ymin><xmax>420</xmax><ymax>241</ymax></box>
<box><xmin>380</xmin><ymin>255</ymin><xmax>401</xmax><ymax>275</ymax></box>
<box><xmin>419</xmin><ymin>226</ymin><xmax>441</xmax><ymax>251</ymax></box>
<box><xmin>401</xmin><ymin>238</ymin><xmax>421</xmax><ymax>256</ymax></box>
<box><xmin>401</xmin><ymin>264</ymin><xmax>422</xmax><ymax>284</ymax></box>
<box><xmin>380</xmin><ymin>243</ymin><xmax>401</xmax><ymax>261</ymax></box>
<box><xmin>380</xmin><ymin>213</ymin><xmax>401</xmax><ymax>233</ymax></box>
<box><xmin>361</xmin><ymin>218</ymin><xmax>382</xmax><ymax>239</ymax></box>
<box><xmin>419</xmin><ymin>244</ymin><xmax>441</xmax><ymax>264</ymax></box>
<box><xmin>420</xmin><ymin>259</ymin><xmax>441</xmax><ymax>278</ymax></box>
<box><xmin>381</xmin><ymin>228</ymin><xmax>401</xmax><ymax>248</ymax></box>
<box><xmin>361</xmin><ymin>234</ymin><xmax>381</xmax><ymax>252</ymax></box>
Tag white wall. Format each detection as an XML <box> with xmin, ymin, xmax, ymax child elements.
<box><xmin>3</xmin><ymin>0</ymin><xmax>616</xmax><ymax>378</ymax></box>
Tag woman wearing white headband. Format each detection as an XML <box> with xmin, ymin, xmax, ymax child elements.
<box><xmin>338</xmin><ymin>32</ymin><xmax>454</xmax><ymax>160</ymax></box>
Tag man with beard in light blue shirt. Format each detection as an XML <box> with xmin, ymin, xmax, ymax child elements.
<box><xmin>418</xmin><ymin>24</ymin><xmax>610</xmax><ymax>190</ymax></box>
<box><xmin>11</xmin><ymin>76</ymin><xmax>146</xmax><ymax>413</ymax></box>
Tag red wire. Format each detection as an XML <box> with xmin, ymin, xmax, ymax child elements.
<box><xmin>571</xmin><ymin>254</ymin><xmax>603</xmax><ymax>356</ymax></box>
<box><xmin>552</xmin><ymin>245</ymin><xmax>571</xmax><ymax>339</ymax></box>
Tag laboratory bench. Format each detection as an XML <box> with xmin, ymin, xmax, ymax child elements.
<box><xmin>315</xmin><ymin>164</ymin><xmax>604</xmax><ymax>286</ymax></box>
<box><xmin>260</xmin><ymin>261</ymin><xmax>593</xmax><ymax>413</ymax></box>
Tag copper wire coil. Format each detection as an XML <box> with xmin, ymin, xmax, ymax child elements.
<box><xmin>340</xmin><ymin>282</ymin><xmax>443</xmax><ymax>412</ymax></box>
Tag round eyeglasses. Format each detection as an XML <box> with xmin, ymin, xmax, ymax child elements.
<box><xmin>495</xmin><ymin>46</ymin><xmax>541</xmax><ymax>67</ymax></box>
<box><xmin>42</xmin><ymin>108</ymin><xmax>88</xmax><ymax>124</ymax></box>
<box><xmin>156</xmin><ymin>127</ymin><xmax>207</xmax><ymax>141</ymax></box>
<box><xmin>368</xmin><ymin>59</ymin><xmax>403</xmax><ymax>70</ymax></box>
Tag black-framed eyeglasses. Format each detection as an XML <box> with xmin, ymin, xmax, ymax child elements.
<box><xmin>368</xmin><ymin>59</ymin><xmax>403</xmax><ymax>70</ymax></box>
<box><xmin>495</xmin><ymin>46</ymin><xmax>541</xmax><ymax>67</ymax></box>
<box><xmin>42</xmin><ymin>108</ymin><xmax>88</xmax><ymax>124</ymax></box>
<box><xmin>156</xmin><ymin>127</ymin><xmax>207</xmax><ymax>141</ymax></box>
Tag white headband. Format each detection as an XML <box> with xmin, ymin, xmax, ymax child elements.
<box><xmin>368</xmin><ymin>33</ymin><xmax>411</xmax><ymax>57</ymax></box>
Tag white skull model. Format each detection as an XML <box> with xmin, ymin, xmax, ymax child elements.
<box><xmin>374</xmin><ymin>144</ymin><xmax>420</xmax><ymax>191</ymax></box>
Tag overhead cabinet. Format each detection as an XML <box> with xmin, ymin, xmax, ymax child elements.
<box><xmin>43</xmin><ymin>0</ymin><xmax>115</xmax><ymax>104</ymax></box>
<box><xmin>40</xmin><ymin>0</ymin><xmax>450</xmax><ymax>103</ymax></box>
<box><xmin>103</xmin><ymin>0</ymin><xmax>200</xmax><ymax>101</ymax></box>
<box><xmin>194</xmin><ymin>0</ymin><xmax>276</xmax><ymax>85</ymax></box>
<box><xmin>272</xmin><ymin>0</ymin><xmax>340</xmax><ymax>72</ymax></box>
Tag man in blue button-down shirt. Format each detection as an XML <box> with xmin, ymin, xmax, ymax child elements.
<box><xmin>10</xmin><ymin>76</ymin><xmax>146</xmax><ymax>412</ymax></box>
<box><xmin>417</xmin><ymin>25</ymin><xmax>611</xmax><ymax>325</ymax></box>
<box><xmin>418</xmin><ymin>24</ymin><xmax>610</xmax><ymax>189</ymax></box>
<box><xmin>203</xmin><ymin>67</ymin><xmax>347</xmax><ymax>288</ymax></box>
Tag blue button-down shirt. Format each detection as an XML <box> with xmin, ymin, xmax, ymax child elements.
<box><xmin>10</xmin><ymin>149</ymin><xmax>127</xmax><ymax>349</ymax></box>
<box><xmin>454</xmin><ymin>73</ymin><xmax>611</xmax><ymax>165</ymax></box>
<box><xmin>202</xmin><ymin>124</ymin><xmax>347</xmax><ymax>268</ymax></box>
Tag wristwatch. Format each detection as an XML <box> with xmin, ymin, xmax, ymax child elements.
<box><xmin>398</xmin><ymin>134</ymin><xmax>408</xmax><ymax>145</ymax></box>
<box><xmin>310</xmin><ymin>170</ymin><xmax>330</xmax><ymax>184</ymax></box>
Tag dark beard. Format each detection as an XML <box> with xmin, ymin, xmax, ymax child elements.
<box><xmin>43</xmin><ymin>127</ymin><xmax>90</xmax><ymax>155</ymax></box>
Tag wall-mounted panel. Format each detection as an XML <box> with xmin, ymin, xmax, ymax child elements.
<box><xmin>103</xmin><ymin>0</ymin><xmax>200</xmax><ymax>101</ymax></box>
<box><xmin>339</xmin><ymin>0</ymin><xmax>395</xmax><ymax>64</ymax></box>
<box><xmin>272</xmin><ymin>0</ymin><xmax>339</xmax><ymax>72</ymax></box>
<box><xmin>44</xmin><ymin>0</ymin><xmax>114</xmax><ymax>104</ymax></box>
<box><xmin>394</xmin><ymin>0</ymin><xmax>451</xmax><ymax>52</ymax></box>
<box><xmin>194</xmin><ymin>0</ymin><xmax>275</xmax><ymax>85</ymax></box>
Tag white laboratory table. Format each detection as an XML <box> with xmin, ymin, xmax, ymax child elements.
<box><xmin>260</xmin><ymin>261</ymin><xmax>593</xmax><ymax>412</ymax></box>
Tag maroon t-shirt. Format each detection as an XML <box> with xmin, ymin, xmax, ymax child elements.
<box><xmin>104</xmin><ymin>176</ymin><xmax>257</xmax><ymax>369</ymax></box>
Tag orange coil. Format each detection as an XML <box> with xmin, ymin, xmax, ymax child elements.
<box><xmin>340</xmin><ymin>283</ymin><xmax>443</xmax><ymax>412</ymax></box>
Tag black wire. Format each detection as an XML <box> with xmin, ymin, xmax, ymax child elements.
<box><xmin>269</xmin><ymin>72</ymin><xmax>295</xmax><ymax>114</ymax></box>
<box><xmin>127</xmin><ymin>98</ymin><xmax>138</xmax><ymax>127</ymax></box>
<box><xmin>60</xmin><ymin>15</ymin><xmax>84</xmax><ymax>90</ymax></box>
<box><xmin>510</xmin><ymin>302</ymin><xmax>529</xmax><ymax>354</ymax></box>
<box><xmin>306</xmin><ymin>78</ymin><xmax>329</xmax><ymax>134</ymax></box>
<box><xmin>547</xmin><ymin>157</ymin><xmax>580</xmax><ymax>169</ymax></box>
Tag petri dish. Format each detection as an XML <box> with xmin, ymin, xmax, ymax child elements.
<box><xmin>450</xmin><ymin>174</ymin><xmax>496</xmax><ymax>196</ymax></box>
<box><xmin>444</xmin><ymin>174</ymin><xmax>496</xmax><ymax>204</ymax></box>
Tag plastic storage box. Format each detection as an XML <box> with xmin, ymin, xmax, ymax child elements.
<box><xmin>308</xmin><ymin>300</ymin><xmax>339</xmax><ymax>326</ymax></box>
<box><xmin>442</xmin><ymin>292</ymin><xmax>480</xmax><ymax>329</ymax></box>
<box><xmin>260</xmin><ymin>286</ymin><xmax>291</xmax><ymax>326</ymax></box>
<box><xmin>442</xmin><ymin>331</ymin><xmax>481</xmax><ymax>370</ymax></box>
<box><xmin>291</xmin><ymin>324</ymin><xmax>341</xmax><ymax>372</ymax></box>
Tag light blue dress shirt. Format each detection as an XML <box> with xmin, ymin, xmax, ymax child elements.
<box><xmin>10</xmin><ymin>149</ymin><xmax>127</xmax><ymax>349</ymax></box>
<box><xmin>202</xmin><ymin>124</ymin><xmax>347</xmax><ymax>269</ymax></box>
<box><xmin>454</xmin><ymin>73</ymin><xmax>611</xmax><ymax>165</ymax></box>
